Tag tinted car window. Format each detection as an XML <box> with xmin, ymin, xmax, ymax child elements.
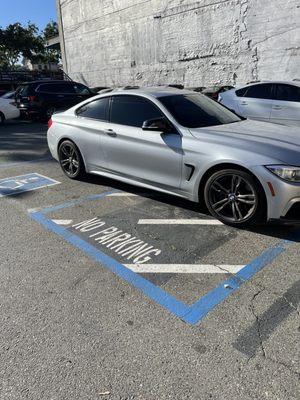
<box><xmin>36</xmin><ymin>83</ymin><xmax>75</xmax><ymax>94</ymax></box>
<box><xmin>235</xmin><ymin>87</ymin><xmax>248</xmax><ymax>97</ymax></box>
<box><xmin>244</xmin><ymin>84</ymin><xmax>273</xmax><ymax>99</ymax></box>
<box><xmin>16</xmin><ymin>84</ymin><xmax>30</xmax><ymax>96</ymax></box>
<box><xmin>76</xmin><ymin>97</ymin><xmax>109</xmax><ymax>120</ymax></box>
<box><xmin>276</xmin><ymin>84</ymin><xmax>300</xmax><ymax>102</ymax></box>
<box><xmin>159</xmin><ymin>94</ymin><xmax>240</xmax><ymax>128</ymax></box>
<box><xmin>110</xmin><ymin>95</ymin><xmax>163</xmax><ymax>127</ymax></box>
<box><xmin>73</xmin><ymin>83</ymin><xmax>91</xmax><ymax>95</ymax></box>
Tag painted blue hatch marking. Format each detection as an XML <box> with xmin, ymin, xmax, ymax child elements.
<box><xmin>0</xmin><ymin>173</ymin><xmax>60</xmax><ymax>197</ymax></box>
<box><xmin>29</xmin><ymin>189</ymin><xmax>298</xmax><ymax>325</ymax></box>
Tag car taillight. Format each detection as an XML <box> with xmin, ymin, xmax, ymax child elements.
<box><xmin>48</xmin><ymin>118</ymin><xmax>53</xmax><ymax>128</ymax></box>
<box><xmin>28</xmin><ymin>95</ymin><xmax>36</xmax><ymax>102</ymax></box>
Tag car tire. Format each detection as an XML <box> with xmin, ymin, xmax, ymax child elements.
<box><xmin>58</xmin><ymin>140</ymin><xmax>85</xmax><ymax>180</ymax></box>
<box><xmin>204</xmin><ymin>168</ymin><xmax>266</xmax><ymax>226</ymax></box>
<box><xmin>0</xmin><ymin>112</ymin><xmax>5</xmax><ymax>124</ymax></box>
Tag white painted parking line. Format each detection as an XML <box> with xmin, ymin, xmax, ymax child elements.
<box><xmin>52</xmin><ymin>219</ymin><xmax>73</xmax><ymax>225</ymax></box>
<box><xmin>138</xmin><ymin>219</ymin><xmax>223</xmax><ymax>225</ymax></box>
<box><xmin>107</xmin><ymin>193</ymin><xmax>137</xmax><ymax>197</ymax></box>
<box><xmin>124</xmin><ymin>264</ymin><xmax>244</xmax><ymax>274</ymax></box>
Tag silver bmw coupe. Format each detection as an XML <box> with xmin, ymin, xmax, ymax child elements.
<box><xmin>47</xmin><ymin>87</ymin><xmax>300</xmax><ymax>226</ymax></box>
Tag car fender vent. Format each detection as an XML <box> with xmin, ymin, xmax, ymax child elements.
<box><xmin>184</xmin><ymin>164</ymin><xmax>195</xmax><ymax>181</ymax></box>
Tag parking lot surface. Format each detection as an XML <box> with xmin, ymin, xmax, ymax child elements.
<box><xmin>0</xmin><ymin>121</ymin><xmax>299</xmax><ymax>399</ymax></box>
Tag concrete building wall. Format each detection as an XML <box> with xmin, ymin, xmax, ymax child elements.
<box><xmin>57</xmin><ymin>0</ymin><xmax>300</xmax><ymax>87</ymax></box>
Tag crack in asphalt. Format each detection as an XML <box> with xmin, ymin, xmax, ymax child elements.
<box><xmin>246</xmin><ymin>287</ymin><xmax>300</xmax><ymax>378</ymax></box>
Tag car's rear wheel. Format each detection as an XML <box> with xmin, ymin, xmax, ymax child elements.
<box><xmin>58</xmin><ymin>140</ymin><xmax>85</xmax><ymax>179</ymax></box>
<box><xmin>204</xmin><ymin>168</ymin><xmax>265</xmax><ymax>226</ymax></box>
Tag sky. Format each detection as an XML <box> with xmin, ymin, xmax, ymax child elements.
<box><xmin>0</xmin><ymin>0</ymin><xmax>57</xmax><ymax>31</ymax></box>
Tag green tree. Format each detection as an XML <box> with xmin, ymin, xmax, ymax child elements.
<box><xmin>40</xmin><ymin>21</ymin><xmax>61</xmax><ymax>65</ymax></box>
<box><xmin>0</xmin><ymin>23</ymin><xmax>44</xmax><ymax>69</ymax></box>
<box><xmin>43</xmin><ymin>21</ymin><xmax>59</xmax><ymax>40</ymax></box>
<box><xmin>0</xmin><ymin>21</ymin><xmax>61</xmax><ymax>70</ymax></box>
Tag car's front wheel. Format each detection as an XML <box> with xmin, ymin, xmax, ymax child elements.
<box><xmin>204</xmin><ymin>168</ymin><xmax>265</xmax><ymax>226</ymax></box>
<box><xmin>58</xmin><ymin>140</ymin><xmax>85</xmax><ymax>179</ymax></box>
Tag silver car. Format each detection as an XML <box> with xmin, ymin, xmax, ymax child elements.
<box><xmin>47</xmin><ymin>87</ymin><xmax>300</xmax><ymax>226</ymax></box>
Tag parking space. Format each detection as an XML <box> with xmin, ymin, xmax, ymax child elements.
<box><xmin>0</xmin><ymin>121</ymin><xmax>299</xmax><ymax>399</ymax></box>
<box><xmin>27</xmin><ymin>183</ymin><xmax>298</xmax><ymax>324</ymax></box>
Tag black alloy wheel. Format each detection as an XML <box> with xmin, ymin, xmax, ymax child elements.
<box><xmin>58</xmin><ymin>140</ymin><xmax>85</xmax><ymax>179</ymax></box>
<box><xmin>204</xmin><ymin>169</ymin><xmax>265</xmax><ymax>226</ymax></box>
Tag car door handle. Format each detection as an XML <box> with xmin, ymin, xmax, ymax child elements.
<box><xmin>240</xmin><ymin>101</ymin><xmax>248</xmax><ymax>105</ymax></box>
<box><xmin>104</xmin><ymin>129</ymin><xmax>117</xmax><ymax>137</ymax></box>
<box><xmin>273</xmin><ymin>105</ymin><xmax>283</xmax><ymax>110</ymax></box>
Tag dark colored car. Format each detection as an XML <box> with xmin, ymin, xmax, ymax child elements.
<box><xmin>90</xmin><ymin>86</ymin><xmax>110</xmax><ymax>94</ymax></box>
<box><xmin>15</xmin><ymin>80</ymin><xmax>93</xmax><ymax>119</ymax></box>
<box><xmin>202</xmin><ymin>85</ymin><xmax>234</xmax><ymax>101</ymax></box>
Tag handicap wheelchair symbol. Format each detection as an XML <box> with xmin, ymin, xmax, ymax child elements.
<box><xmin>0</xmin><ymin>177</ymin><xmax>39</xmax><ymax>191</ymax></box>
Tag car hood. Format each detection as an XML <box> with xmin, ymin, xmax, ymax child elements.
<box><xmin>189</xmin><ymin>119</ymin><xmax>300</xmax><ymax>165</ymax></box>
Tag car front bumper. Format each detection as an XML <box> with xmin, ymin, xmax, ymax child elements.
<box><xmin>251</xmin><ymin>165</ymin><xmax>300</xmax><ymax>221</ymax></box>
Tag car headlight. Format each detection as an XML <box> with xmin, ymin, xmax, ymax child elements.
<box><xmin>266</xmin><ymin>165</ymin><xmax>300</xmax><ymax>182</ymax></box>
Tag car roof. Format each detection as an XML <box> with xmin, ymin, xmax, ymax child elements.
<box><xmin>239</xmin><ymin>80</ymin><xmax>300</xmax><ymax>89</ymax></box>
<box><xmin>99</xmin><ymin>86</ymin><xmax>196</xmax><ymax>98</ymax></box>
<box><xmin>20</xmin><ymin>80</ymin><xmax>76</xmax><ymax>85</ymax></box>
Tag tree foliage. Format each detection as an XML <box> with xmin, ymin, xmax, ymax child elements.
<box><xmin>0</xmin><ymin>21</ymin><xmax>60</xmax><ymax>70</ymax></box>
<box><xmin>40</xmin><ymin>21</ymin><xmax>60</xmax><ymax>65</ymax></box>
<box><xmin>43</xmin><ymin>21</ymin><xmax>59</xmax><ymax>40</ymax></box>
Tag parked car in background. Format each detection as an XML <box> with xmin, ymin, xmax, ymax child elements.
<box><xmin>0</xmin><ymin>97</ymin><xmax>20</xmax><ymax>123</ymax></box>
<box><xmin>90</xmin><ymin>86</ymin><xmax>109</xmax><ymax>94</ymax></box>
<box><xmin>15</xmin><ymin>80</ymin><xmax>94</xmax><ymax>120</ymax></box>
<box><xmin>219</xmin><ymin>81</ymin><xmax>300</xmax><ymax>126</ymax></box>
<box><xmin>202</xmin><ymin>85</ymin><xmax>234</xmax><ymax>101</ymax></box>
<box><xmin>1</xmin><ymin>91</ymin><xmax>15</xmax><ymax>100</ymax></box>
<box><xmin>48</xmin><ymin>87</ymin><xmax>300</xmax><ymax>226</ymax></box>
<box><xmin>187</xmin><ymin>86</ymin><xmax>206</xmax><ymax>93</ymax></box>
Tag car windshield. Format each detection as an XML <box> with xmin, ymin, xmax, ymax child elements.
<box><xmin>159</xmin><ymin>93</ymin><xmax>241</xmax><ymax>128</ymax></box>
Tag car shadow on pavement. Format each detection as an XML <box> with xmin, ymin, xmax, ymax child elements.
<box><xmin>80</xmin><ymin>174</ymin><xmax>300</xmax><ymax>242</ymax></box>
<box><xmin>0</xmin><ymin>120</ymin><xmax>52</xmax><ymax>163</ymax></box>
<box><xmin>233</xmin><ymin>279</ymin><xmax>300</xmax><ymax>359</ymax></box>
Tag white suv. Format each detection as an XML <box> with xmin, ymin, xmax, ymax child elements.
<box><xmin>218</xmin><ymin>81</ymin><xmax>300</xmax><ymax>127</ymax></box>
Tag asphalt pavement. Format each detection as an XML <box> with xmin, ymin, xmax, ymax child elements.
<box><xmin>0</xmin><ymin>120</ymin><xmax>299</xmax><ymax>400</ymax></box>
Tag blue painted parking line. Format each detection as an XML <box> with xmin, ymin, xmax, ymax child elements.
<box><xmin>28</xmin><ymin>190</ymin><xmax>298</xmax><ymax>325</ymax></box>
<box><xmin>0</xmin><ymin>173</ymin><xmax>60</xmax><ymax>197</ymax></box>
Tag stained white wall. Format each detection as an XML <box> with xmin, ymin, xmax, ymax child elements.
<box><xmin>58</xmin><ymin>0</ymin><xmax>300</xmax><ymax>87</ymax></box>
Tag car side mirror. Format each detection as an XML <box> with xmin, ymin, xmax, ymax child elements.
<box><xmin>142</xmin><ymin>117</ymin><xmax>172</xmax><ymax>133</ymax></box>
